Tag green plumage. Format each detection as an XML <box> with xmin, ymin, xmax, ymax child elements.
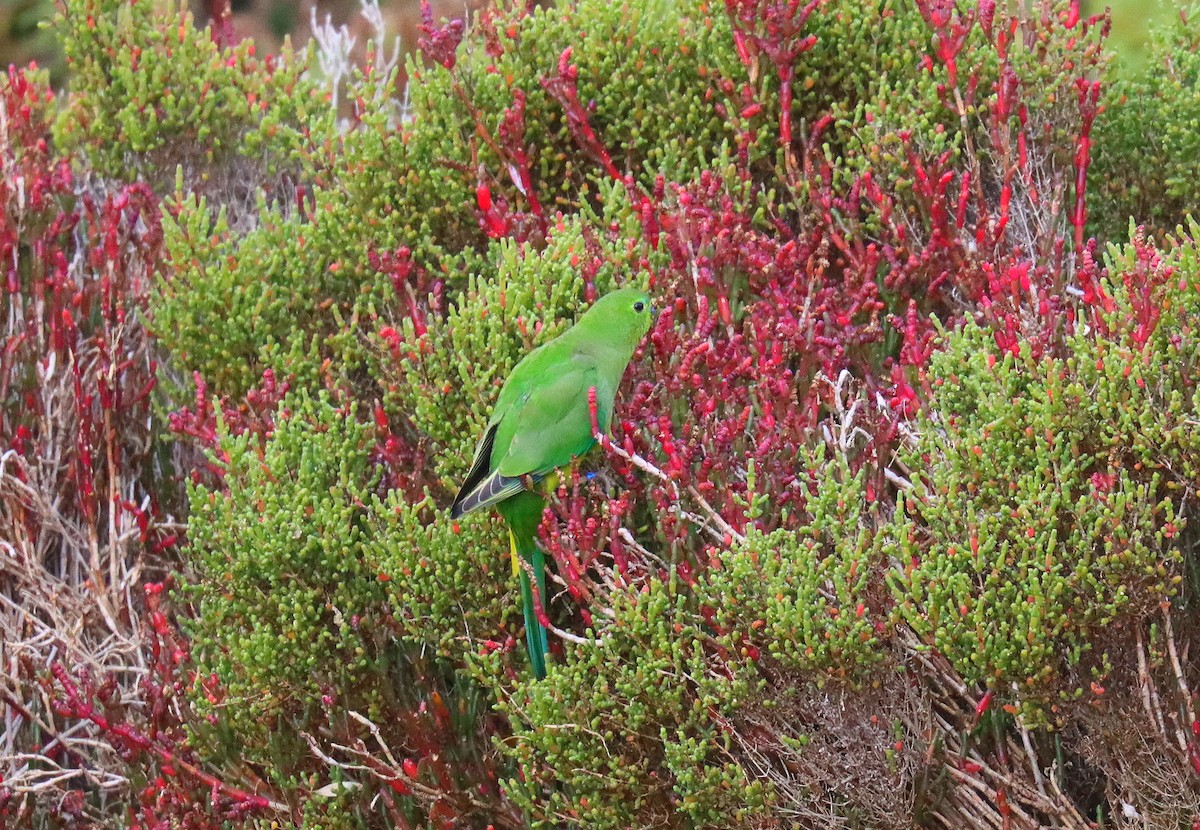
<box><xmin>499</xmin><ymin>491</ymin><xmax>550</xmax><ymax>681</ymax></box>
<box><xmin>450</xmin><ymin>288</ymin><xmax>654</xmax><ymax>678</ymax></box>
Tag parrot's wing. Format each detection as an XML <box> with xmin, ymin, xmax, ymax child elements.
<box><xmin>496</xmin><ymin>358</ymin><xmax>600</xmax><ymax>478</ymax></box>
<box><xmin>450</xmin><ymin>359</ymin><xmax>600</xmax><ymax>517</ymax></box>
<box><xmin>449</xmin><ymin>461</ymin><xmax>526</xmax><ymax>518</ymax></box>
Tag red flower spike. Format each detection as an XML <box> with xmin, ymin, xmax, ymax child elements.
<box><xmin>417</xmin><ymin>1</ymin><xmax>465</xmax><ymax>70</ymax></box>
<box><xmin>476</xmin><ymin>183</ymin><xmax>493</xmax><ymax>213</ymax></box>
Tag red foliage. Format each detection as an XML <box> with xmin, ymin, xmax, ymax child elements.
<box><xmin>0</xmin><ymin>70</ymin><xmax>164</xmax><ymax>528</ymax></box>
<box><xmin>0</xmin><ymin>63</ymin><xmax>199</xmax><ymax>828</ymax></box>
<box><xmin>472</xmin><ymin>87</ymin><xmax>548</xmax><ymax>240</ymax></box>
<box><xmin>541</xmin><ymin>47</ymin><xmax>623</xmax><ymax>182</ymax></box>
<box><xmin>521</xmin><ymin>0</ymin><xmax>1116</xmax><ymax>646</ymax></box>
<box><xmin>167</xmin><ymin>368</ymin><xmax>291</xmax><ymax>482</ymax></box>
<box><xmin>47</xmin><ymin>584</ymin><xmax>278</xmax><ymax>828</ymax></box>
<box><xmin>369</xmin><ymin>246</ymin><xmax>443</xmax><ymax>501</ymax></box>
<box><xmin>724</xmin><ymin>0</ymin><xmax>823</xmax><ymax>146</ymax></box>
<box><xmin>417</xmin><ymin>0</ymin><xmax>466</xmax><ymax>70</ymax></box>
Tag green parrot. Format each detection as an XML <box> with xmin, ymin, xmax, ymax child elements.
<box><xmin>450</xmin><ymin>287</ymin><xmax>655</xmax><ymax>679</ymax></box>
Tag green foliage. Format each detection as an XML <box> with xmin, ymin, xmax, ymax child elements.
<box><xmin>367</xmin><ymin>492</ymin><xmax>514</xmax><ymax>663</ymax></box>
<box><xmin>54</xmin><ymin>0</ymin><xmax>326</xmax><ymax>190</ymax></box>
<box><xmin>808</xmin><ymin>0</ymin><xmax>960</xmax><ymax>184</ymax></box>
<box><xmin>1091</xmin><ymin>5</ymin><xmax>1200</xmax><ymax>240</ymax></box>
<box><xmin>157</xmin><ymin>185</ymin><xmax>383</xmax><ymax>398</ymax></box>
<box><xmin>698</xmin><ymin>456</ymin><xmax>882</xmax><ymax>677</ymax></box>
<box><xmin>181</xmin><ymin>393</ymin><xmax>395</xmax><ymax>750</ymax></box>
<box><xmin>890</xmin><ymin>226</ymin><xmax>1200</xmax><ymax>716</ymax></box>
<box><xmin>335</xmin><ymin>64</ymin><xmax>482</xmax><ymax>271</ymax></box>
<box><xmin>180</xmin><ymin>392</ymin><xmax>511</xmax><ymax>824</ymax></box>
<box><xmin>501</xmin><ymin>580</ymin><xmax>773</xmax><ymax>828</ymax></box>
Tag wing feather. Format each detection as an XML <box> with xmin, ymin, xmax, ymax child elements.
<box><xmin>450</xmin><ymin>424</ymin><xmax>498</xmax><ymax>517</ymax></box>
<box><xmin>450</xmin><ymin>467</ymin><xmax>526</xmax><ymax>517</ymax></box>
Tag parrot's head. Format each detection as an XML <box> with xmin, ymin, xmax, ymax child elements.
<box><xmin>581</xmin><ymin>286</ymin><xmax>655</xmax><ymax>350</ymax></box>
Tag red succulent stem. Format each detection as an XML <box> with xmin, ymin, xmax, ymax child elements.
<box><xmin>541</xmin><ymin>48</ymin><xmax>622</xmax><ymax>182</ymax></box>
<box><xmin>50</xmin><ymin>663</ymin><xmax>282</xmax><ymax>814</ymax></box>
<box><xmin>1072</xmin><ymin>78</ymin><xmax>1101</xmax><ymax>250</ymax></box>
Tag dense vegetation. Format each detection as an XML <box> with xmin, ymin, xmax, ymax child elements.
<box><xmin>2</xmin><ymin>0</ymin><xmax>1200</xmax><ymax>827</ymax></box>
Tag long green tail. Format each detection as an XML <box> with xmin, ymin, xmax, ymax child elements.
<box><xmin>516</xmin><ymin>542</ymin><xmax>549</xmax><ymax>680</ymax></box>
<box><xmin>499</xmin><ymin>492</ymin><xmax>551</xmax><ymax>679</ymax></box>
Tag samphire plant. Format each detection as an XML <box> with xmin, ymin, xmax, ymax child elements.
<box><xmin>3</xmin><ymin>0</ymin><xmax>1200</xmax><ymax>828</ymax></box>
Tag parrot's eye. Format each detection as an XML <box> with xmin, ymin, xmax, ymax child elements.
<box><xmin>633</xmin><ymin>300</ymin><xmax>646</xmax><ymax>313</ymax></box>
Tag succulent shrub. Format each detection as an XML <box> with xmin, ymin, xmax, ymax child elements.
<box><xmin>891</xmin><ymin>228</ymin><xmax>1200</xmax><ymax>717</ymax></box>
<box><xmin>1090</xmin><ymin>6</ymin><xmax>1200</xmax><ymax>241</ymax></box>
<box><xmin>182</xmin><ymin>394</ymin><xmax>391</xmax><ymax>745</ymax></box>
<box><xmin>497</xmin><ymin>453</ymin><xmax>896</xmax><ymax>827</ymax></box>
<box><xmin>181</xmin><ymin>390</ymin><xmax>516</xmax><ymax>825</ymax></box>
<box><xmin>8</xmin><ymin>0</ymin><xmax>1200</xmax><ymax>828</ymax></box>
<box><xmin>54</xmin><ymin>0</ymin><xmax>326</xmax><ymax>196</ymax></box>
<box><xmin>501</xmin><ymin>579</ymin><xmax>773</xmax><ymax>829</ymax></box>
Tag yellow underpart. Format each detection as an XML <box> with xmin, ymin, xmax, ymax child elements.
<box><xmin>509</xmin><ymin>528</ymin><xmax>520</xmax><ymax>576</ymax></box>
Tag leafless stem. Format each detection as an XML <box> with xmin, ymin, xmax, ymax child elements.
<box><xmin>595</xmin><ymin>430</ymin><xmax>745</xmax><ymax>545</ymax></box>
<box><xmin>1162</xmin><ymin>603</ymin><xmax>1196</xmax><ymax>751</ymax></box>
